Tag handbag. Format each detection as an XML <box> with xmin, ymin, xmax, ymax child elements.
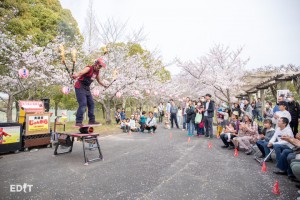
<box><xmin>199</xmin><ymin>121</ymin><xmax>204</xmax><ymax>128</ymax></box>
<box><xmin>195</xmin><ymin>113</ymin><xmax>202</xmax><ymax>124</ymax></box>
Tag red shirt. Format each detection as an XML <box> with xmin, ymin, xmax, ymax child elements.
<box><xmin>75</xmin><ymin>66</ymin><xmax>99</xmax><ymax>90</ymax></box>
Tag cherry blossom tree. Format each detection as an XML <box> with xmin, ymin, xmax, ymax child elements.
<box><xmin>176</xmin><ymin>44</ymin><xmax>249</xmax><ymax>103</ymax></box>
<box><xmin>0</xmin><ymin>31</ymin><xmax>70</xmax><ymax>121</ymax></box>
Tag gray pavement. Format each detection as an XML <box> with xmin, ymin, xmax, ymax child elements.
<box><xmin>0</xmin><ymin>126</ymin><xmax>299</xmax><ymax>200</ymax></box>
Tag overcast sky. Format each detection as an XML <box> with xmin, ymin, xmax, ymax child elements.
<box><xmin>60</xmin><ymin>0</ymin><xmax>300</xmax><ymax>74</ymax></box>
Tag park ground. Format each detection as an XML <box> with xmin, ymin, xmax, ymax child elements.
<box><xmin>0</xmin><ymin>125</ymin><xmax>299</xmax><ymax>200</ymax></box>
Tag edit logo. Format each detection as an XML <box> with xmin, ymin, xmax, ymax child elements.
<box><xmin>10</xmin><ymin>183</ymin><xmax>33</xmax><ymax>193</ymax></box>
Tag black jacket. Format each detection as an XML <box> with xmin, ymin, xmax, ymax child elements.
<box><xmin>186</xmin><ymin>106</ymin><xmax>196</xmax><ymax>123</ymax></box>
<box><xmin>204</xmin><ymin>100</ymin><xmax>215</xmax><ymax>118</ymax></box>
<box><xmin>288</xmin><ymin>101</ymin><xmax>300</xmax><ymax>122</ymax></box>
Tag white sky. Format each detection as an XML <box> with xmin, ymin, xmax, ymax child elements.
<box><xmin>60</xmin><ymin>0</ymin><xmax>300</xmax><ymax>75</ymax></box>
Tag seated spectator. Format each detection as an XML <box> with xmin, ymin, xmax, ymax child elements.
<box><xmin>124</xmin><ymin>118</ymin><xmax>130</xmax><ymax>133</ymax></box>
<box><xmin>145</xmin><ymin>111</ymin><xmax>157</xmax><ymax>133</ymax></box>
<box><xmin>232</xmin><ymin>113</ymin><xmax>258</xmax><ymax>155</ymax></box>
<box><xmin>220</xmin><ymin>111</ymin><xmax>239</xmax><ymax>149</ymax></box>
<box><xmin>256</xmin><ymin>119</ymin><xmax>275</xmax><ymax>161</ymax></box>
<box><xmin>120</xmin><ymin>119</ymin><xmax>126</xmax><ymax>130</ymax></box>
<box><xmin>224</xmin><ymin>123</ymin><xmax>236</xmax><ymax>142</ymax></box>
<box><xmin>139</xmin><ymin>111</ymin><xmax>147</xmax><ymax>133</ymax></box>
<box><xmin>134</xmin><ymin>114</ymin><xmax>140</xmax><ymax>122</ymax></box>
<box><xmin>114</xmin><ymin>108</ymin><xmax>121</xmax><ymax>124</ymax></box>
<box><xmin>282</xmin><ymin>133</ymin><xmax>300</xmax><ymax>182</ymax></box>
<box><xmin>130</xmin><ymin>115</ymin><xmax>139</xmax><ymax>132</ymax></box>
<box><xmin>267</xmin><ymin>117</ymin><xmax>294</xmax><ymax>175</ymax></box>
<box><xmin>263</xmin><ymin>101</ymin><xmax>273</xmax><ymax>119</ymax></box>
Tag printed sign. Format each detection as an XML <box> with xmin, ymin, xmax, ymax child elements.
<box><xmin>0</xmin><ymin>126</ymin><xmax>20</xmax><ymax>144</ymax></box>
<box><xmin>25</xmin><ymin>113</ymin><xmax>50</xmax><ymax>135</ymax></box>
<box><xmin>19</xmin><ymin>101</ymin><xmax>44</xmax><ymax>113</ymax></box>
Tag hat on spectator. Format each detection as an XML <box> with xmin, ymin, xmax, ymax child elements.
<box><xmin>278</xmin><ymin>101</ymin><xmax>288</xmax><ymax>107</ymax></box>
<box><xmin>232</xmin><ymin>111</ymin><xmax>239</xmax><ymax>116</ymax></box>
<box><xmin>244</xmin><ymin>112</ymin><xmax>253</xmax><ymax>121</ymax></box>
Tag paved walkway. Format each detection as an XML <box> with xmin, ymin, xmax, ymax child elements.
<box><xmin>0</xmin><ymin>126</ymin><xmax>298</xmax><ymax>200</ymax></box>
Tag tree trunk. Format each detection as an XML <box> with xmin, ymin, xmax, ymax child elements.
<box><xmin>122</xmin><ymin>98</ymin><xmax>126</xmax><ymax>109</ymax></box>
<box><xmin>6</xmin><ymin>95</ymin><xmax>14</xmax><ymax>122</ymax></box>
<box><xmin>54</xmin><ymin>101</ymin><xmax>59</xmax><ymax>116</ymax></box>
<box><xmin>101</xmin><ymin>103</ymin><xmax>106</xmax><ymax>119</ymax></box>
<box><xmin>104</xmin><ymin>100</ymin><xmax>112</xmax><ymax>124</ymax></box>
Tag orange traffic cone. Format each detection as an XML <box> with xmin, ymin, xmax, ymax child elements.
<box><xmin>208</xmin><ymin>142</ymin><xmax>212</xmax><ymax>149</ymax></box>
<box><xmin>188</xmin><ymin>137</ymin><xmax>191</xmax><ymax>143</ymax></box>
<box><xmin>272</xmin><ymin>180</ymin><xmax>280</xmax><ymax>195</ymax></box>
<box><xmin>234</xmin><ymin>148</ymin><xmax>239</xmax><ymax>157</ymax></box>
<box><xmin>170</xmin><ymin>133</ymin><xmax>172</xmax><ymax>139</ymax></box>
<box><xmin>261</xmin><ymin>162</ymin><xmax>267</xmax><ymax>172</ymax></box>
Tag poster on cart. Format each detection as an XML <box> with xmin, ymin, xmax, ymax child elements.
<box><xmin>0</xmin><ymin>126</ymin><xmax>21</xmax><ymax>144</ymax></box>
<box><xmin>25</xmin><ymin>113</ymin><xmax>50</xmax><ymax>135</ymax></box>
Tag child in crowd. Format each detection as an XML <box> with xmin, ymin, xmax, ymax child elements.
<box><xmin>130</xmin><ymin>115</ymin><xmax>139</xmax><ymax>132</ymax></box>
<box><xmin>139</xmin><ymin>111</ymin><xmax>147</xmax><ymax>132</ymax></box>
<box><xmin>216</xmin><ymin>106</ymin><xmax>224</xmax><ymax>137</ymax></box>
<box><xmin>177</xmin><ymin>106</ymin><xmax>182</xmax><ymax>129</ymax></box>
<box><xmin>223</xmin><ymin>123</ymin><xmax>236</xmax><ymax>142</ymax></box>
<box><xmin>120</xmin><ymin>119</ymin><xmax>126</xmax><ymax>132</ymax></box>
<box><xmin>124</xmin><ymin>118</ymin><xmax>130</xmax><ymax>133</ymax></box>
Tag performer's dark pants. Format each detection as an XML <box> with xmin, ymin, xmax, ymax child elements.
<box><xmin>75</xmin><ymin>87</ymin><xmax>95</xmax><ymax>123</ymax></box>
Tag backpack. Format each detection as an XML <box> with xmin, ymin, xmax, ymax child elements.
<box><xmin>195</xmin><ymin>113</ymin><xmax>202</xmax><ymax>124</ymax></box>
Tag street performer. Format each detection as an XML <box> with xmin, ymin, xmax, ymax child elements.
<box><xmin>72</xmin><ymin>58</ymin><xmax>108</xmax><ymax>127</ymax></box>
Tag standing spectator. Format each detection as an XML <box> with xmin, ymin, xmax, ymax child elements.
<box><xmin>263</xmin><ymin>101</ymin><xmax>274</xmax><ymax>119</ymax></box>
<box><xmin>114</xmin><ymin>108</ymin><xmax>121</xmax><ymax>124</ymax></box>
<box><xmin>177</xmin><ymin>106</ymin><xmax>183</xmax><ymax>129</ymax></box>
<box><xmin>241</xmin><ymin>98</ymin><xmax>253</xmax><ymax>120</ymax></box>
<box><xmin>158</xmin><ymin>102</ymin><xmax>164</xmax><ymax>123</ymax></box>
<box><xmin>286</xmin><ymin>93</ymin><xmax>300</xmax><ymax>137</ymax></box>
<box><xmin>251</xmin><ymin>100</ymin><xmax>257</xmax><ymax>121</ymax></box>
<box><xmin>145</xmin><ymin>111</ymin><xmax>157</xmax><ymax>133</ymax></box>
<box><xmin>273</xmin><ymin>95</ymin><xmax>285</xmax><ymax>113</ymax></box>
<box><xmin>195</xmin><ymin>105</ymin><xmax>204</xmax><ymax>136</ymax></box>
<box><xmin>255</xmin><ymin>98</ymin><xmax>263</xmax><ymax>122</ymax></box>
<box><xmin>203</xmin><ymin>94</ymin><xmax>215</xmax><ymax>138</ymax></box>
<box><xmin>272</xmin><ymin>101</ymin><xmax>291</xmax><ymax>129</ymax></box>
<box><xmin>182</xmin><ymin>97</ymin><xmax>190</xmax><ymax>130</ymax></box>
<box><xmin>232</xmin><ymin>102</ymin><xmax>241</xmax><ymax>117</ymax></box>
<box><xmin>166</xmin><ymin>100</ymin><xmax>172</xmax><ymax>121</ymax></box>
<box><xmin>170</xmin><ymin>101</ymin><xmax>179</xmax><ymax>129</ymax></box>
<box><xmin>120</xmin><ymin>108</ymin><xmax>126</xmax><ymax>120</ymax></box>
<box><xmin>153</xmin><ymin>106</ymin><xmax>158</xmax><ymax>118</ymax></box>
<box><xmin>186</xmin><ymin>100</ymin><xmax>195</xmax><ymax>136</ymax></box>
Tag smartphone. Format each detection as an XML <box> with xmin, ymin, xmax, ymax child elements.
<box><xmin>278</xmin><ymin>135</ymin><xmax>282</xmax><ymax>138</ymax></box>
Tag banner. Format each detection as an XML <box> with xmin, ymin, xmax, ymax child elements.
<box><xmin>0</xmin><ymin>126</ymin><xmax>21</xmax><ymax>144</ymax></box>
